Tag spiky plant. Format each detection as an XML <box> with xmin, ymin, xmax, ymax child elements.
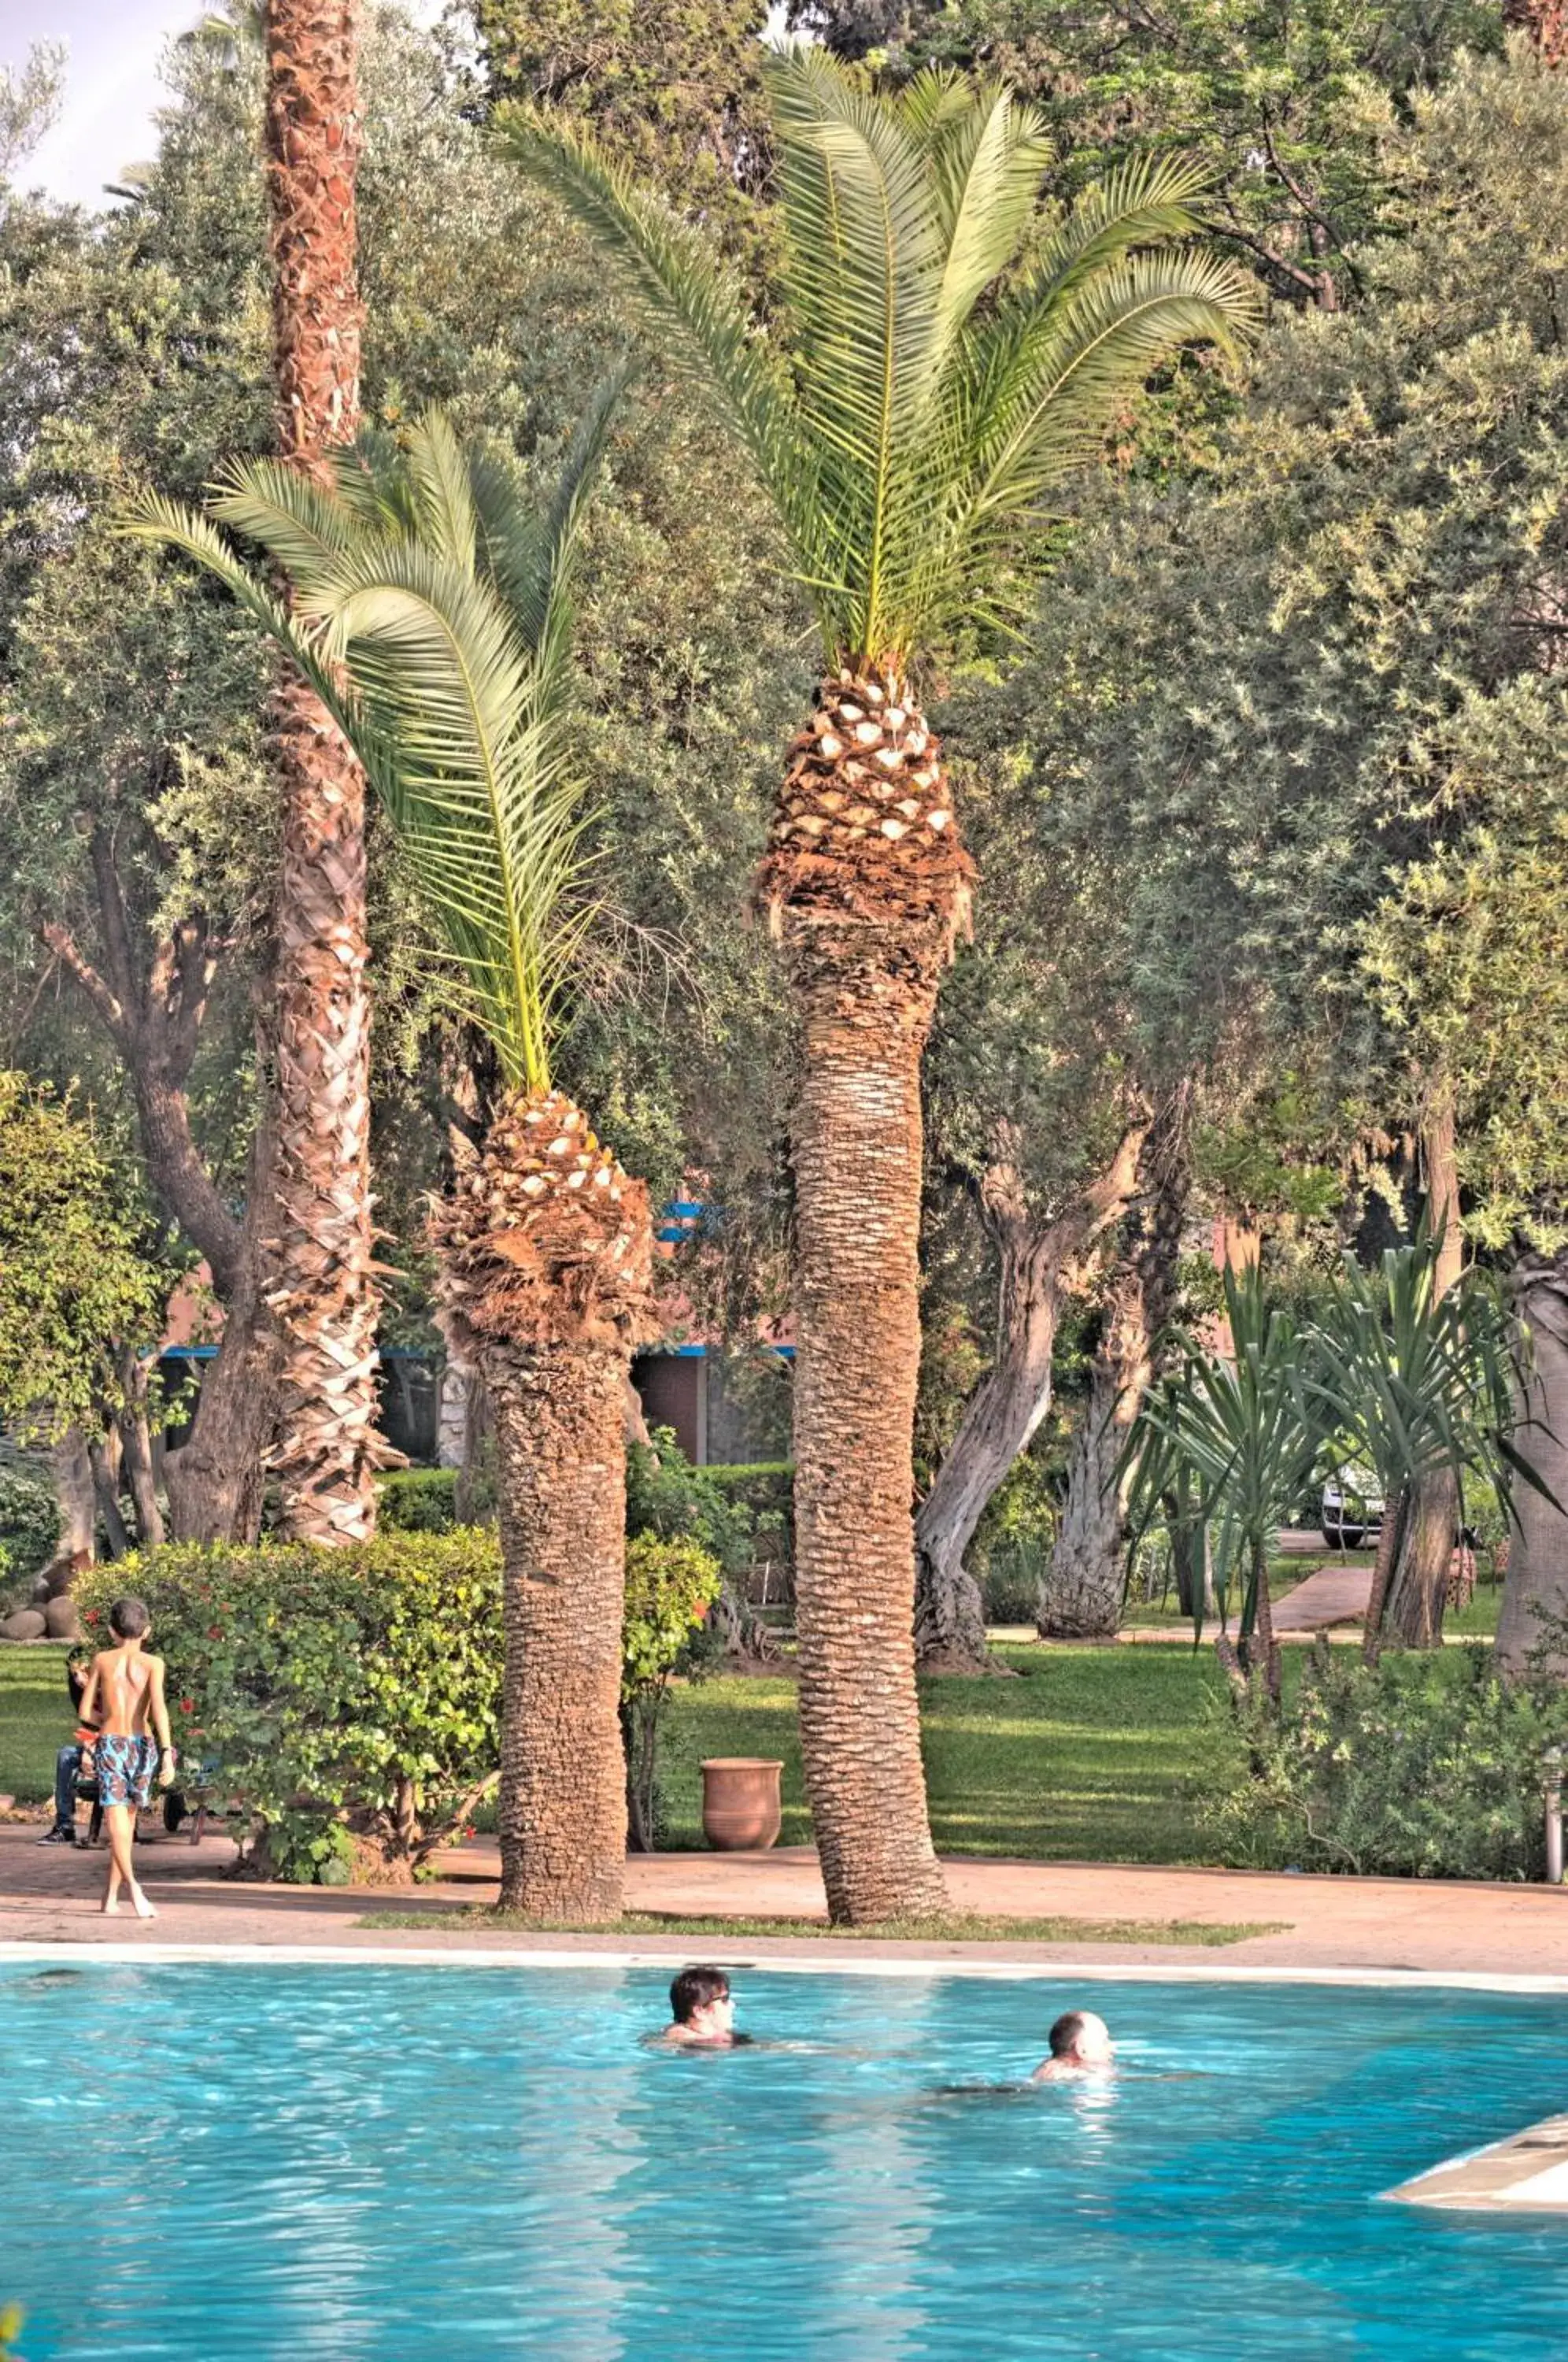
<box><xmin>501</xmin><ymin>49</ymin><xmax>1260</xmax><ymax>1920</ymax></box>
<box><xmin>123</xmin><ymin>387</ymin><xmax>654</xmax><ymax>1918</ymax></box>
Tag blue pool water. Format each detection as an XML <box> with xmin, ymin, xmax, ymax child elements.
<box><xmin>2</xmin><ymin>1962</ymin><xmax>1565</xmax><ymax>2359</ymax></box>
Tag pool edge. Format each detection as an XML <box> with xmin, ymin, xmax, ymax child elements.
<box><xmin>5</xmin><ymin>1939</ymin><xmax>1568</xmax><ymax>1992</ymax></box>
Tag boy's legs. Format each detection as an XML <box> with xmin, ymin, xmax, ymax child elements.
<box><xmin>102</xmin><ymin>1801</ymin><xmax>154</xmax><ymax>1918</ymax></box>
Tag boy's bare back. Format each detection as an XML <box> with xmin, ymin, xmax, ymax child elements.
<box><xmin>84</xmin><ymin>1645</ymin><xmax>167</xmax><ymax>1738</ymax></box>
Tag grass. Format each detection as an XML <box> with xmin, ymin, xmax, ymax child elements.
<box><xmin>357</xmin><ymin>1907</ymin><xmax>1285</xmax><ymax>1946</ymax></box>
<box><xmin>655</xmin><ymin>1645</ymin><xmax>1233</xmax><ymax>1864</ymax></box>
<box><xmin>0</xmin><ymin>1642</ymin><xmax>69</xmax><ymax>1802</ymax></box>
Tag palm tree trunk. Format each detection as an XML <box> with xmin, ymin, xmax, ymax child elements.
<box><xmin>433</xmin><ymin>1087</ymin><xmax>656</xmax><ymax>1920</ymax></box>
<box><xmin>760</xmin><ymin>664</ymin><xmax>966</xmax><ymax>1923</ymax></box>
<box><xmin>1250</xmin><ymin>1537</ymin><xmax>1281</xmax><ymax>1705</ymax></box>
<box><xmin>489</xmin><ymin>1340</ymin><xmax>631</xmax><ymax>1915</ymax></box>
<box><xmin>262</xmin><ymin>0</ymin><xmax>383</xmax><ymax>1543</ymax></box>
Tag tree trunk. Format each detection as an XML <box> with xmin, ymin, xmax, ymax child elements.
<box><xmin>50</xmin><ymin>1427</ymin><xmax>98</xmax><ymax>1560</ymax></box>
<box><xmin>486</xmin><ymin>1341</ymin><xmax>631</xmax><ymax>1916</ymax></box>
<box><xmin>87</xmin><ymin>1431</ymin><xmax>130</xmax><ymax>1560</ymax></box>
<box><xmin>1385</xmin><ymin>1100</ymin><xmax>1465</xmax><ymax>1646</ymax></box>
<box><xmin>162</xmin><ymin>1121</ymin><xmax>281</xmax><ymax>1546</ymax></box>
<box><xmin>115</xmin><ymin>1353</ymin><xmax>165</xmax><ymax>1550</ymax></box>
<box><xmin>757</xmin><ymin>661</ymin><xmax>971</xmax><ymax>1923</ymax></box>
<box><xmin>262</xmin><ymin>0</ymin><xmax>383</xmax><ymax>1544</ymax></box>
<box><xmin>1039</xmin><ymin>1301</ymin><xmax>1145</xmax><ymax>1640</ymax></box>
<box><xmin>1248</xmin><ymin>1537</ymin><xmax>1281</xmax><ymax>1705</ymax></box>
<box><xmin>915</xmin><ymin>1122</ymin><xmax>1147</xmax><ymax>1667</ymax></box>
<box><xmin>1361</xmin><ymin>1481</ymin><xmax>1410</xmax><ymax>1666</ymax></box>
<box><xmin>432</xmin><ymin>1087</ymin><xmax>655</xmax><ymax>1920</ymax></box>
<box><xmin>1497</xmin><ymin>1253</ymin><xmax>1568</xmax><ymax>1675</ymax></box>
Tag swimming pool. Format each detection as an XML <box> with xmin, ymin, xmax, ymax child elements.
<box><xmin>2</xmin><ymin>1960</ymin><xmax>1564</xmax><ymax>2359</ymax></box>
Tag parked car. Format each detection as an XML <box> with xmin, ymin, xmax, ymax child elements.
<box><xmin>1321</xmin><ymin>1471</ymin><xmax>1385</xmax><ymax>1550</ymax></box>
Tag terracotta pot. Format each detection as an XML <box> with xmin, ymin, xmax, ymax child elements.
<box><xmin>701</xmin><ymin>1757</ymin><xmax>783</xmax><ymax>1851</ymax></box>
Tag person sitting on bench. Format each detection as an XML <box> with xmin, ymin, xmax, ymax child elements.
<box><xmin>36</xmin><ymin>1647</ymin><xmax>98</xmax><ymax>1848</ymax></box>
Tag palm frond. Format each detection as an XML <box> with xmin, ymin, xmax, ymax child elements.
<box><xmin>119</xmin><ymin>391</ymin><xmax>623</xmax><ymax>1091</ymax></box>
<box><xmin>493</xmin><ymin>106</ymin><xmax>810</xmax><ymax>542</ymax></box>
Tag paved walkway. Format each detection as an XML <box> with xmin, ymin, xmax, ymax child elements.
<box><xmin>1270</xmin><ymin>1563</ymin><xmax>1374</xmax><ymax>1633</ymax></box>
<box><xmin>3</xmin><ymin>1825</ymin><xmax>1566</xmax><ymax>1979</ymax></box>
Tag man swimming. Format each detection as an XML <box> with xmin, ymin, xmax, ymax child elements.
<box><xmin>1032</xmin><ymin>2009</ymin><xmax>1115</xmax><ymax>2082</ymax></box>
<box><xmin>660</xmin><ymin>1965</ymin><xmax>741</xmax><ymax>2047</ymax></box>
<box><xmin>76</xmin><ymin>1597</ymin><xmax>176</xmax><ymax>1920</ymax></box>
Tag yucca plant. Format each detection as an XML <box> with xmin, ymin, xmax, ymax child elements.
<box><xmin>501</xmin><ymin>50</ymin><xmax>1259</xmax><ymax>1921</ymax></box>
<box><xmin>1130</xmin><ymin>1263</ymin><xmax>1322</xmax><ymax>1700</ymax></box>
<box><xmin>1304</xmin><ymin>1231</ymin><xmax>1544</xmax><ymax>1657</ymax></box>
<box><xmin>123</xmin><ymin>388</ymin><xmax>656</xmax><ymax>1919</ymax></box>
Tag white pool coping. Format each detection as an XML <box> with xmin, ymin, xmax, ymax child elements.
<box><xmin>5</xmin><ymin>1940</ymin><xmax>1568</xmax><ymax>1992</ymax></box>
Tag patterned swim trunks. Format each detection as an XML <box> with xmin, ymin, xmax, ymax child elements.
<box><xmin>94</xmin><ymin>1734</ymin><xmax>159</xmax><ymax>1810</ymax></box>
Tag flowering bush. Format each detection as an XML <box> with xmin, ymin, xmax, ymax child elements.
<box><xmin>1202</xmin><ymin>1637</ymin><xmax>1568</xmax><ymax>1880</ymax></box>
<box><xmin>620</xmin><ymin>1531</ymin><xmax>723</xmax><ymax>1852</ymax></box>
<box><xmin>76</xmin><ymin>1535</ymin><xmax>502</xmax><ymax>1884</ymax></box>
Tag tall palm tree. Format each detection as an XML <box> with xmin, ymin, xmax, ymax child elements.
<box><xmin>501</xmin><ymin>50</ymin><xmax>1259</xmax><ymax>1919</ymax></box>
<box><xmin>262</xmin><ymin>0</ymin><xmax>385</xmax><ymax>1542</ymax></box>
<box><xmin>125</xmin><ymin>389</ymin><xmax>655</xmax><ymax>1919</ymax></box>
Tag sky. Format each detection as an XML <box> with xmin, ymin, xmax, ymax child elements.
<box><xmin>6</xmin><ymin>0</ymin><xmax>442</xmax><ymax>209</ymax></box>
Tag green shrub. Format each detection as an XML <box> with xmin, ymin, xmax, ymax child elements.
<box><xmin>76</xmin><ymin>1535</ymin><xmax>502</xmax><ymax>1884</ymax></box>
<box><xmin>1203</xmin><ymin>1638</ymin><xmax>1568</xmax><ymax>1879</ymax></box>
<box><xmin>0</xmin><ymin>1469</ymin><xmax>61</xmax><ymax>1596</ymax></box>
<box><xmin>626</xmin><ymin>1430</ymin><xmax>757</xmax><ymax>1580</ymax></box>
<box><xmin>376</xmin><ymin>1467</ymin><xmax>459</xmax><ymax>1533</ymax></box>
<box><xmin>621</xmin><ymin>1531</ymin><xmax>723</xmax><ymax>1851</ymax></box>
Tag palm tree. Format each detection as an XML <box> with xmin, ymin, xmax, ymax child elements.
<box><xmin>262</xmin><ymin>0</ymin><xmax>385</xmax><ymax>1543</ymax></box>
<box><xmin>500</xmin><ymin>52</ymin><xmax>1259</xmax><ymax>1918</ymax></box>
<box><xmin>124</xmin><ymin>390</ymin><xmax>655</xmax><ymax>1919</ymax></box>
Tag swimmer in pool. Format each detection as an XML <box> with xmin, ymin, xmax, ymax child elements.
<box><xmin>1031</xmin><ymin>2009</ymin><xmax>1115</xmax><ymax>2082</ymax></box>
<box><xmin>658</xmin><ymin>1964</ymin><xmax>745</xmax><ymax>2047</ymax></box>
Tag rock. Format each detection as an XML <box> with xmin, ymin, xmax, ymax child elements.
<box><xmin>0</xmin><ymin>1609</ymin><xmax>47</xmax><ymax>1642</ymax></box>
<box><xmin>44</xmin><ymin>1595</ymin><xmax>82</xmax><ymax>1640</ymax></box>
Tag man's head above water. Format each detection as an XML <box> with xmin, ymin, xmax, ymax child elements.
<box><xmin>1034</xmin><ymin>2009</ymin><xmax>1115</xmax><ymax>2079</ymax></box>
<box><xmin>667</xmin><ymin>1965</ymin><xmax>735</xmax><ymax>2045</ymax></box>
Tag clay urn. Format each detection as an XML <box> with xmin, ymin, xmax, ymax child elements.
<box><xmin>701</xmin><ymin>1757</ymin><xmax>784</xmax><ymax>1851</ymax></box>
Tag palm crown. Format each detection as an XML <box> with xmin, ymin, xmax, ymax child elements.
<box><xmin>500</xmin><ymin>50</ymin><xmax>1259</xmax><ymax>670</ymax></box>
<box><xmin>120</xmin><ymin>384</ymin><xmax>627</xmax><ymax>1093</ymax></box>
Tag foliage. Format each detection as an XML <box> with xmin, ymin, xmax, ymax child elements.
<box><xmin>469</xmin><ymin>0</ymin><xmax>774</xmax><ymax>259</ymax></box>
<box><xmin>625</xmin><ymin>1427</ymin><xmax>759</xmax><ymax>1580</ymax></box>
<box><xmin>991</xmin><ymin>50</ymin><xmax>1568</xmax><ymax>1245</ymax></box>
<box><xmin>1132</xmin><ymin>1261</ymin><xmax>1321</xmax><ymax>1638</ymax></box>
<box><xmin>0</xmin><ymin>1074</ymin><xmax>166</xmax><ymax>1442</ymax></box>
<box><xmin>375</xmin><ymin>1467</ymin><xmax>464</xmax><ymax>1534</ymax></box>
<box><xmin>621</xmin><ymin>1530</ymin><xmax>723</xmax><ymax>1699</ymax></box>
<box><xmin>0</xmin><ymin>1471</ymin><xmax>61</xmax><ymax>1594</ymax></box>
<box><xmin>1203</xmin><ymin>1638</ymin><xmax>1568</xmax><ymax>1879</ymax></box>
<box><xmin>75</xmin><ymin>1537</ymin><xmax>504</xmax><ymax>1883</ymax></box>
<box><xmin>500</xmin><ymin>49</ymin><xmax>1257</xmax><ymax>670</ymax></box>
<box><xmin>841</xmin><ymin>0</ymin><xmax>1500</xmax><ymax>312</ymax></box>
<box><xmin>621</xmin><ymin>1529</ymin><xmax>723</xmax><ymax>1852</ymax></box>
<box><xmin>1304</xmin><ymin>1233</ymin><xmax>1544</xmax><ymax>1528</ymax></box>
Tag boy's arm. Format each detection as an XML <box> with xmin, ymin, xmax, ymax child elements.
<box><xmin>149</xmin><ymin>1657</ymin><xmax>176</xmax><ymax>1781</ymax></box>
<box><xmin>76</xmin><ymin>1657</ymin><xmax>103</xmax><ymax>1734</ymax></box>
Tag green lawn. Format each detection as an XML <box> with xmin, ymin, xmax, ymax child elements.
<box><xmin>656</xmin><ymin>1645</ymin><xmax>1232</xmax><ymax>1863</ymax></box>
<box><xmin>0</xmin><ymin>1642</ymin><xmax>70</xmax><ymax>1802</ymax></box>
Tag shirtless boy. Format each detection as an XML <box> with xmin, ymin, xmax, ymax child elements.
<box><xmin>1032</xmin><ymin>2009</ymin><xmax>1115</xmax><ymax>2082</ymax></box>
<box><xmin>76</xmin><ymin>1597</ymin><xmax>177</xmax><ymax>1920</ymax></box>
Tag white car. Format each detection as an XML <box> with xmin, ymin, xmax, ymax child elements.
<box><xmin>1321</xmin><ymin>1472</ymin><xmax>1385</xmax><ymax>1550</ymax></box>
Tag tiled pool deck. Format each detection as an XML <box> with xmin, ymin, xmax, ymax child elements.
<box><xmin>3</xmin><ymin>1824</ymin><xmax>1567</xmax><ymax>1980</ymax></box>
